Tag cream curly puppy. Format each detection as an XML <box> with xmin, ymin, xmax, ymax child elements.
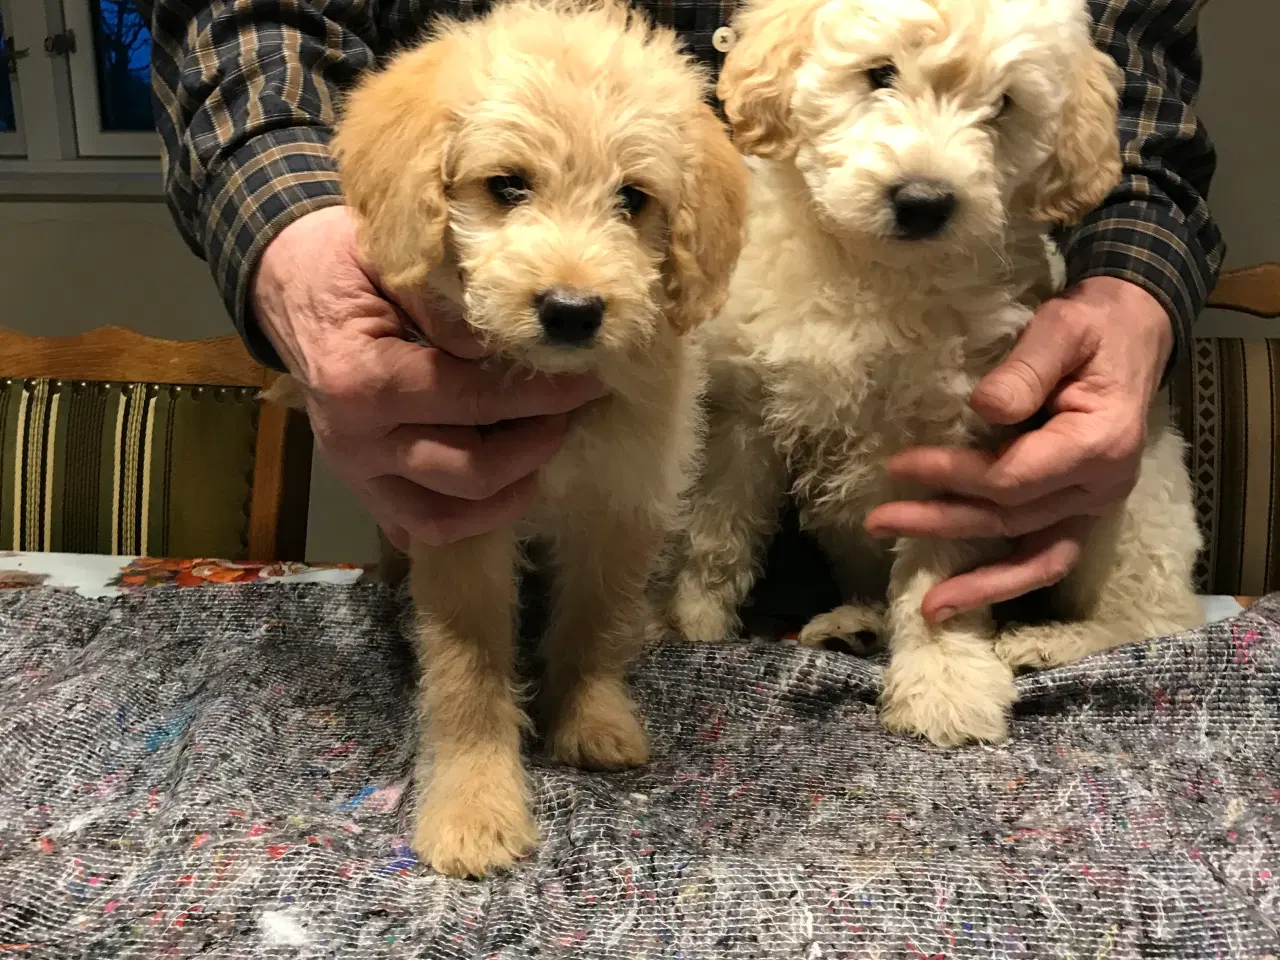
<box><xmin>669</xmin><ymin>0</ymin><xmax>1202</xmax><ymax>746</ymax></box>
<box><xmin>271</xmin><ymin>0</ymin><xmax>748</xmax><ymax>876</ymax></box>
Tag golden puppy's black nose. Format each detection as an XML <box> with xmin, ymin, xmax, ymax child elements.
<box><xmin>535</xmin><ymin>288</ymin><xmax>604</xmax><ymax>345</ymax></box>
<box><xmin>889</xmin><ymin>180</ymin><xmax>957</xmax><ymax>240</ymax></box>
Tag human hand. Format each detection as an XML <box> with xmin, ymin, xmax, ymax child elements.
<box><xmin>251</xmin><ymin>206</ymin><xmax>607</xmax><ymax>549</ymax></box>
<box><xmin>864</xmin><ymin>277</ymin><xmax>1173</xmax><ymax>622</ymax></box>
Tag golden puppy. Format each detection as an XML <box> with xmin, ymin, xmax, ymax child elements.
<box><xmin>273</xmin><ymin>0</ymin><xmax>748</xmax><ymax>876</ymax></box>
<box><xmin>669</xmin><ymin>0</ymin><xmax>1202</xmax><ymax>746</ymax></box>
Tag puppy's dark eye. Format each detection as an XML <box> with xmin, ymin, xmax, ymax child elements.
<box><xmin>618</xmin><ymin>184</ymin><xmax>649</xmax><ymax>217</ymax></box>
<box><xmin>998</xmin><ymin>93</ymin><xmax>1014</xmax><ymax>116</ymax></box>
<box><xmin>487</xmin><ymin>174</ymin><xmax>531</xmax><ymax>207</ymax></box>
<box><xmin>866</xmin><ymin>63</ymin><xmax>898</xmax><ymax>90</ymax></box>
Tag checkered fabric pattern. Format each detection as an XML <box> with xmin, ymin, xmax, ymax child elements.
<box><xmin>137</xmin><ymin>0</ymin><xmax>1224</xmax><ymax>372</ymax></box>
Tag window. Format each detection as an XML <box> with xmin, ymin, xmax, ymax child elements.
<box><xmin>0</xmin><ymin>3</ymin><xmax>26</xmax><ymax>156</ymax></box>
<box><xmin>0</xmin><ymin>0</ymin><xmax>161</xmax><ymax>194</ymax></box>
<box><xmin>0</xmin><ymin>45</ymin><xmax>13</xmax><ymax>130</ymax></box>
<box><xmin>64</xmin><ymin>0</ymin><xmax>159</xmax><ymax>154</ymax></box>
<box><xmin>0</xmin><ymin>49</ymin><xmax>12</xmax><ymax>128</ymax></box>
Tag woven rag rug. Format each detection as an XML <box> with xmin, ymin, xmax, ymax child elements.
<box><xmin>0</xmin><ymin>584</ymin><xmax>1277</xmax><ymax>959</ymax></box>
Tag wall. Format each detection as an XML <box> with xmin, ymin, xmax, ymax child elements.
<box><xmin>1</xmin><ymin>0</ymin><xmax>1276</xmax><ymax>563</ymax></box>
<box><xmin>1193</xmin><ymin>0</ymin><xmax>1280</xmax><ymax>338</ymax></box>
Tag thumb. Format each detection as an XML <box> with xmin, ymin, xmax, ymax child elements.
<box><xmin>971</xmin><ymin>308</ymin><xmax>1089</xmax><ymax>425</ymax></box>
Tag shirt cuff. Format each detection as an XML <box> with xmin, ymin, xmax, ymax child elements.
<box><xmin>200</xmin><ymin>126</ymin><xmax>346</xmax><ymax>370</ymax></box>
<box><xmin>1058</xmin><ymin>200</ymin><xmax>1213</xmax><ymax>385</ymax></box>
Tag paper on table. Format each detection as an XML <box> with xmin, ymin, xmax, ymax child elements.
<box><xmin>1201</xmin><ymin>594</ymin><xmax>1244</xmax><ymax>624</ymax></box>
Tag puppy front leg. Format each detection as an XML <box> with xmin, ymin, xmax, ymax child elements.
<box><xmin>670</xmin><ymin>404</ymin><xmax>787</xmax><ymax>643</ymax></box>
<box><xmin>880</xmin><ymin>537</ymin><xmax>1016</xmax><ymax>746</ymax></box>
<box><xmin>410</xmin><ymin>530</ymin><xmax>536</xmax><ymax>878</ymax></box>
<box><xmin>540</xmin><ymin>514</ymin><xmax>663</xmax><ymax>771</ymax></box>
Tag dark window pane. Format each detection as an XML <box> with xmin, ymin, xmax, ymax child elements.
<box><xmin>0</xmin><ymin>10</ymin><xmax>17</xmax><ymax>133</ymax></box>
<box><xmin>90</xmin><ymin>0</ymin><xmax>154</xmax><ymax>132</ymax></box>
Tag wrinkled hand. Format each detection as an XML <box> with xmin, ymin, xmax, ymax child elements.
<box><xmin>864</xmin><ymin>277</ymin><xmax>1173</xmax><ymax>622</ymax></box>
<box><xmin>252</xmin><ymin>206</ymin><xmax>607</xmax><ymax>549</ymax></box>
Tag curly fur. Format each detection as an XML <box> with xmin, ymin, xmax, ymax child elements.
<box><xmin>277</xmin><ymin>0</ymin><xmax>748</xmax><ymax>876</ymax></box>
<box><xmin>669</xmin><ymin>0</ymin><xmax>1202</xmax><ymax>747</ymax></box>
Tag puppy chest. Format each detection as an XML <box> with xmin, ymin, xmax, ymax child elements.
<box><xmin>766</xmin><ymin>347</ymin><xmax>989</xmax><ymax>452</ymax></box>
<box><xmin>765</xmin><ymin>345</ymin><xmax>1000</xmax><ymax>518</ymax></box>
<box><xmin>531</xmin><ymin>400</ymin><xmax>693</xmax><ymax>526</ymax></box>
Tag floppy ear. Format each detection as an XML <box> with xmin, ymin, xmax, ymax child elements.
<box><xmin>664</xmin><ymin>103</ymin><xmax>751</xmax><ymax>334</ymax></box>
<box><xmin>1028</xmin><ymin>44</ymin><xmax>1124</xmax><ymax>224</ymax></box>
<box><xmin>716</xmin><ymin>0</ymin><xmax>820</xmax><ymax>158</ymax></box>
<box><xmin>333</xmin><ymin>38</ymin><xmax>459</xmax><ymax>292</ymax></box>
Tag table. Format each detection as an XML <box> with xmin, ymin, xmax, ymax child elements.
<box><xmin>0</xmin><ymin>556</ymin><xmax>1274</xmax><ymax>957</ymax></box>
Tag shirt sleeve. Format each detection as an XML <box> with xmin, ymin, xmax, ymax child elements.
<box><xmin>1060</xmin><ymin>0</ymin><xmax>1226</xmax><ymax>376</ymax></box>
<box><xmin>137</xmin><ymin>0</ymin><xmax>383</xmax><ymax>368</ymax></box>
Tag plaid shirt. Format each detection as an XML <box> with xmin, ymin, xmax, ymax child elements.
<box><xmin>139</xmin><ymin>0</ymin><xmax>1224</xmax><ymax>372</ymax></box>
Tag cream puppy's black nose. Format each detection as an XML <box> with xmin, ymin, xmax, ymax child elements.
<box><xmin>534</xmin><ymin>288</ymin><xmax>604</xmax><ymax>345</ymax></box>
<box><xmin>889</xmin><ymin>179</ymin><xmax>957</xmax><ymax>240</ymax></box>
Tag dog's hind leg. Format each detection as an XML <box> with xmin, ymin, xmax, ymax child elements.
<box><xmin>409</xmin><ymin>530</ymin><xmax>536</xmax><ymax>878</ymax></box>
<box><xmin>669</xmin><ymin>403</ymin><xmax>787</xmax><ymax>643</ymax></box>
<box><xmin>538</xmin><ymin>512</ymin><xmax>662</xmax><ymax>771</ymax></box>
<box><xmin>994</xmin><ymin>560</ymin><xmax>1203</xmax><ymax>670</ymax></box>
<box><xmin>994</xmin><ymin>618</ymin><xmax>1139</xmax><ymax>671</ymax></box>
<box><xmin>880</xmin><ymin>537</ymin><xmax>1016</xmax><ymax>746</ymax></box>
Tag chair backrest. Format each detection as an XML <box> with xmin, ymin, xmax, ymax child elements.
<box><xmin>1172</xmin><ymin>262</ymin><xmax>1280</xmax><ymax>596</ymax></box>
<box><xmin>1205</xmin><ymin>262</ymin><xmax>1280</xmax><ymax>319</ymax></box>
<box><xmin>0</xmin><ymin>326</ymin><xmax>312</xmax><ymax>561</ymax></box>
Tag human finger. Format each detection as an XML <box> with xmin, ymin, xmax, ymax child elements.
<box><xmin>349</xmin><ymin>487</ymin><xmax>412</xmax><ymax>555</ymax></box>
<box><xmin>367</xmin><ymin>472</ymin><xmax>541</xmax><ymax>546</ymax></box>
<box><xmin>379</xmin><ymin>414</ymin><xmax>570</xmax><ymax>501</ymax></box>
<box><xmin>337</xmin><ymin>336</ymin><xmax>607</xmax><ymax>426</ymax></box>
<box><xmin>865</xmin><ymin>485</ymin><xmax>1101</xmax><ymax>541</ymax></box>
<box><xmin>987</xmin><ymin>412</ymin><xmax>1141</xmax><ymax>497</ymax></box>
<box><xmin>921</xmin><ymin>516</ymin><xmax>1090</xmax><ymax>621</ymax></box>
<box><xmin>381</xmin><ymin>523</ymin><xmax>410</xmax><ymax>553</ymax></box>
<box><xmin>882</xmin><ymin>436</ymin><xmax>1073</xmax><ymax>506</ymax></box>
<box><xmin>363</xmin><ymin>503</ymin><xmax>410</xmax><ymax>555</ymax></box>
<box><xmin>970</xmin><ymin>306</ymin><xmax>1094</xmax><ymax>426</ymax></box>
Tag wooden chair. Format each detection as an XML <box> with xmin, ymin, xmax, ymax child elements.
<box><xmin>0</xmin><ymin>326</ymin><xmax>312</xmax><ymax>561</ymax></box>
<box><xmin>1206</xmin><ymin>261</ymin><xmax>1280</xmax><ymax>319</ymax></box>
<box><xmin>1172</xmin><ymin>262</ymin><xmax>1280</xmax><ymax>597</ymax></box>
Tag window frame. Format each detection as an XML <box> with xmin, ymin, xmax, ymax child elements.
<box><xmin>61</xmin><ymin>0</ymin><xmax>161</xmax><ymax>158</ymax></box>
<box><xmin>0</xmin><ymin>0</ymin><xmax>28</xmax><ymax>156</ymax></box>
<box><xmin>0</xmin><ymin>0</ymin><xmax>162</xmax><ymax>196</ymax></box>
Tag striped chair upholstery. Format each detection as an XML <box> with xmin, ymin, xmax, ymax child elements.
<box><xmin>1</xmin><ymin>378</ymin><xmax>262</xmax><ymax>560</ymax></box>
<box><xmin>1173</xmin><ymin>338</ymin><xmax>1280</xmax><ymax>597</ymax></box>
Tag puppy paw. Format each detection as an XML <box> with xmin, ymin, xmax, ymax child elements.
<box><xmin>547</xmin><ymin>678</ymin><xmax>649</xmax><ymax>771</ymax></box>
<box><xmin>643</xmin><ymin>614</ymin><xmax>671</xmax><ymax>645</ymax></box>
<box><xmin>994</xmin><ymin>628</ymin><xmax>1066</xmax><ymax>670</ymax></box>
<box><xmin>798</xmin><ymin>603</ymin><xmax>885</xmax><ymax>655</ymax></box>
<box><xmin>995</xmin><ymin>621</ymin><xmax>1130</xmax><ymax>671</ymax></box>
<box><xmin>413</xmin><ymin>779</ymin><xmax>537</xmax><ymax>879</ymax></box>
<box><xmin>880</xmin><ymin>643</ymin><xmax>1015</xmax><ymax>746</ymax></box>
<box><xmin>669</xmin><ymin>577</ymin><xmax>737</xmax><ymax>644</ymax></box>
